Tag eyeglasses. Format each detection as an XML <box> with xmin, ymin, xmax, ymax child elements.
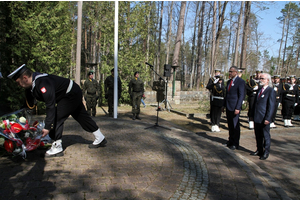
<box><xmin>229</xmin><ymin>71</ymin><xmax>236</xmax><ymax>73</ymax></box>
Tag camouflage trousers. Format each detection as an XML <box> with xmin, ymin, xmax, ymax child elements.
<box><xmin>131</xmin><ymin>92</ymin><xmax>142</xmax><ymax>115</ymax></box>
<box><xmin>86</xmin><ymin>95</ymin><xmax>97</xmax><ymax>116</ymax></box>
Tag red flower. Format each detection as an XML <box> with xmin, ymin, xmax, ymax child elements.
<box><xmin>10</xmin><ymin>123</ymin><xmax>23</xmax><ymax>134</ymax></box>
<box><xmin>4</xmin><ymin>140</ymin><xmax>15</xmax><ymax>153</ymax></box>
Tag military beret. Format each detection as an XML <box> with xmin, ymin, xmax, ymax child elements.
<box><xmin>134</xmin><ymin>71</ymin><xmax>139</xmax><ymax>76</ymax></box>
<box><xmin>88</xmin><ymin>71</ymin><xmax>94</xmax><ymax>76</ymax></box>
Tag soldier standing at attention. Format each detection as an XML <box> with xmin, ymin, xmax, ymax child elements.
<box><xmin>128</xmin><ymin>71</ymin><xmax>144</xmax><ymax>120</ymax></box>
<box><xmin>245</xmin><ymin>73</ymin><xmax>259</xmax><ymax>129</ymax></box>
<box><xmin>294</xmin><ymin>78</ymin><xmax>300</xmax><ymax>121</ymax></box>
<box><xmin>270</xmin><ymin>75</ymin><xmax>282</xmax><ymax>128</ymax></box>
<box><xmin>206</xmin><ymin>74</ymin><xmax>225</xmax><ymax>132</ymax></box>
<box><xmin>104</xmin><ymin>68</ymin><xmax>122</xmax><ymax>117</ymax></box>
<box><xmin>82</xmin><ymin>71</ymin><xmax>99</xmax><ymax>117</ymax></box>
<box><xmin>282</xmin><ymin>75</ymin><xmax>299</xmax><ymax>127</ymax></box>
<box><xmin>206</xmin><ymin>69</ymin><xmax>222</xmax><ymax>123</ymax></box>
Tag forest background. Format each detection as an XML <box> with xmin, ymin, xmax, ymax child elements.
<box><xmin>0</xmin><ymin>1</ymin><xmax>299</xmax><ymax>112</ymax></box>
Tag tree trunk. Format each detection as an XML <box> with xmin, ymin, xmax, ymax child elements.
<box><xmin>156</xmin><ymin>1</ymin><xmax>163</xmax><ymax>80</ymax></box>
<box><xmin>166</xmin><ymin>1</ymin><xmax>173</xmax><ymax>65</ymax></box>
<box><xmin>233</xmin><ymin>1</ymin><xmax>244</xmax><ymax>67</ymax></box>
<box><xmin>213</xmin><ymin>1</ymin><xmax>228</xmax><ymax>72</ymax></box>
<box><xmin>171</xmin><ymin>1</ymin><xmax>186</xmax><ymax>81</ymax></box>
<box><xmin>227</xmin><ymin>4</ymin><xmax>233</xmax><ymax>70</ymax></box>
<box><xmin>190</xmin><ymin>2</ymin><xmax>200</xmax><ymax>89</ymax></box>
<box><xmin>210</xmin><ymin>1</ymin><xmax>217</xmax><ymax>76</ymax></box>
<box><xmin>182</xmin><ymin>2</ymin><xmax>189</xmax><ymax>89</ymax></box>
<box><xmin>146</xmin><ymin>1</ymin><xmax>152</xmax><ymax>74</ymax></box>
<box><xmin>202</xmin><ymin>2</ymin><xmax>211</xmax><ymax>87</ymax></box>
<box><xmin>281</xmin><ymin>3</ymin><xmax>291</xmax><ymax>77</ymax></box>
<box><xmin>240</xmin><ymin>1</ymin><xmax>251</xmax><ymax>70</ymax></box>
<box><xmin>196</xmin><ymin>1</ymin><xmax>205</xmax><ymax>90</ymax></box>
<box><xmin>277</xmin><ymin>16</ymin><xmax>286</xmax><ymax>75</ymax></box>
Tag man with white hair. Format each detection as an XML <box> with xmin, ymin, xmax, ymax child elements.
<box><xmin>249</xmin><ymin>73</ymin><xmax>276</xmax><ymax>160</ymax></box>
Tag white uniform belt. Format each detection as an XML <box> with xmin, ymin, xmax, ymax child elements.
<box><xmin>286</xmin><ymin>94</ymin><xmax>295</xmax><ymax>97</ymax></box>
<box><xmin>66</xmin><ymin>80</ymin><xmax>73</xmax><ymax>94</ymax></box>
<box><xmin>276</xmin><ymin>96</ymin><xmax>280</xmax><ymax>99</ymax></box>
<box><xmin>212</xmin><ymin>96</ymin><xmax>224</xmax><ymax>100</ymax></box>
<box><xmin>253</xmin><ymin>92</ymin><xmax>257</xmax><ymax>94</ymax></box>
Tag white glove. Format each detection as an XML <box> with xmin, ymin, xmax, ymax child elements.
<box><xmin>214</xmin><ymin>78</ymin><xmax>219</xmax><ymax>84</ymax></box>
<box><xmin>295</xmin><ymin>103</ymin><xmax>298</xmax><ymax>107</ymax></box>
<box><xmin>278</xmin><ymin>103</ymin><xmax>281</xmax><ymax>108</ymax></box>
<box><xmin>242</xmin><ymin>100</ymin><xmax>245</xmax><ymax>104</ymax></box>
<box><xmin>253</xmin><ymin>86</ymin><xmax>258</xmax><ymax>90</ymax></box>
<box><xmin>289</xmin><ymin>86</ymin><xmax>294</xmax><ymax>90</ymax></box>
<box><xmin>274</xmin><ymin>87</ymin><xmax>278</xmax><ymax>91</ymax></box>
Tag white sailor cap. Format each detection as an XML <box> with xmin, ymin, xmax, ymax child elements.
<box><xmin>7</xmin><ymin>64</ymin><xmax>28</xmax><ymax>80</ymax></box>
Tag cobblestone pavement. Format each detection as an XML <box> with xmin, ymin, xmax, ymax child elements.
<box><xmin>0</xmin><ymin>105</ymin><xmax>299</xmax><ymax>200</ymax></box>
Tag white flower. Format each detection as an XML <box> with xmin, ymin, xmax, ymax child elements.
<box><xmin>19</xmin><ymin>116</ymin><xmax>26</xmax><ymax>124</ymax></box>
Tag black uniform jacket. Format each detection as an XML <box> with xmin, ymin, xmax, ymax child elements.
<box><xmin>206</xmin><ymin>81</ymin><xmax>225</xmax><ymax>106</ymax></box>
<box><xmin>282</xmin><ymin>83</ymin><xmax>299</xmax><ymax>103</ymax></box>
<box><xmin>273</xmin><ymin>83</ymin><xmax>283</xmax><ymax>103</ymax></box>
<box><xmin>25</xmin><ymin>72</ymin><xmax>72</xmax><ymax>130</ymax></box>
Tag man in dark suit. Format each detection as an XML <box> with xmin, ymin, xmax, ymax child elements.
<box><xmin>223</xmin><ymin>66</ymin><xmax>245</xmax><ymax>150</ymax></box>
<box><xmin>249</xmin><ymin>73</ymin><xmax>276</xmax><ymax>160</ymax></box>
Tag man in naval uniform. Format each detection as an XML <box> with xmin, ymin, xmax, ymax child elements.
<box><xmin>206</xmin><ymin>69</ymin><xmax>222</xmax><ymax>123</ymax></box>
<box><xmin>270</xmin><ymin>75</ymin><xmax>282</xmax><ymax>128</ymax></box>
<box><xmin>281</xmin><ymin>75</ymin><xmax>299</xmax><ymax>127</ymax></box>
<box><xmin>8</xmin><ymin>64</ymin><xmax>107</xmax><ymax>157</ymax></box>
<box><xmin>245</xmin><ymin>72</ymin><xmax>259</xmax><ymax>129</ymax></box>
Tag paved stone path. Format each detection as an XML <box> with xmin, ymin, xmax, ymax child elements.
<box><xmin>0</xmin><ymin>107</ymin><xmax>299</xmax><ymax>200</ymax></box>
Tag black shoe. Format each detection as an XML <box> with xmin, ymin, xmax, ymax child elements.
<box><xmin>223</xmin><ymin>141</ymin><xmax>230</xmax><ymax>147</ymax></box>
<box><xmin>228</xmin><ymin>145</ymin><xmax>237</xmax><ymax>150</ymax></box>
<box><xmin>136</xmin><ymin>115</ymin><xmax>141</xmax><ymax>120</ymax></box>
<box><xmin>89</xmin><ymin>138</ymin><xmax>107</xmax><ymax>148</ymax></box>
<box><xmin>250</xmin><ymin>151</ymin><xmax>262</xmax><ymax>156</ymax></box>
<box><xmin>259</xmin><ymin>153</ymin><xmax>269</xmax><ymax>160</ymax></box>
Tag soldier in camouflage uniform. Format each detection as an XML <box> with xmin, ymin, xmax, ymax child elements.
<box><xmin>82</xmin><ymin>71</ymin><xmax>99</xmax><ymax>117</ymax></box>
<box><xmin>128</xmin><ymin>71</ymin><xmax>144</xmax><ymax>120</ymax></box>
<box><xmin>104</xmin><ymin>68</ymin><xmax>122</xmax><ymax>117</ymax></box>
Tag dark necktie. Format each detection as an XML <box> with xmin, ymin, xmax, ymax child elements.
<box><xmin>258</xmin><ymin>88</ymin><xmax>264</xmax><ymax>98</ymax></box>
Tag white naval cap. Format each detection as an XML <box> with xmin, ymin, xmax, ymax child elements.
<box><xmin>7</xmin><ymin>64</ymin><xmax>27</xmax><ymax>80</ymax></box>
